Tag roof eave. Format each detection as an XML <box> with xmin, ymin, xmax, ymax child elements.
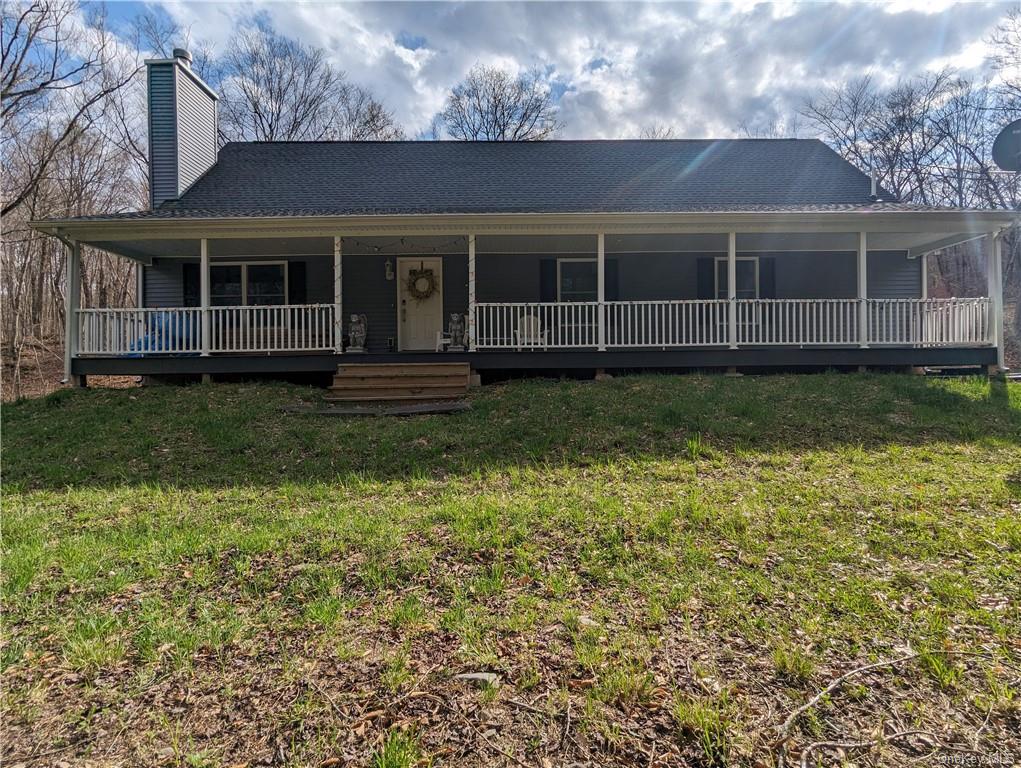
<box><xmin>30</xmin><ymin>209</ymin><xmax>1021</xmax><ymax>243</ymax></box>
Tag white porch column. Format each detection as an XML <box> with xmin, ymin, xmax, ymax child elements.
<box><xmin>920</xmin><ymin>252</ymin><xmax>928</xmax><ymax>300</ymax></box>
<box><xmin>333</xmin><ymin>235</ymin><xmax>343</xmax><ymax>353</ymax></box>
<box><xmin>727</xmin><ymin>232</ymin><xmax>737</xmax><ymax>349</ymax></box>
<box><xmin>63</xmin><ymin>240</ymin><xmax>81</xmax><ymax>382</ymax></box>
<box><xmin>857</xmin><ymin>231</ymin><xmax>868</xmax><ymax>348</ymax></box>
<box><xmin>989</xmin><ymin>232</ymin><xmax>1005</xmax><ymax>370</ymax></box>
<box><xmin>597</xmin><ymin>232</ymin><xmax>606</xmax><ymax>351</ymax></box>
<box><xmin>136</xmin><ymin>262</ymin><xmax>144</xmax><ymax>308</ymax></box>
<box><xmin>200</xmin><ymin>238</ymin><xmax>210</xmax><ymax>356</ymax></box>
<box><xmin>468</xmin><ymin>233</ymin><xmax>476</xmax><ymax>351</ymax></box>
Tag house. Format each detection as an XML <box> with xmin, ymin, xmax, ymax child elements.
<box><xmin>31</xmin><ymin>50</ymin><xmax>1016</xmax><ymax>397</ymax></box>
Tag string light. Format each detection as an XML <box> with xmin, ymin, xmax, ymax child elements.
<box><xmin>344</xmin><ymin>236</ymin><xmax>468</xmax><ymax>255</ymax></box>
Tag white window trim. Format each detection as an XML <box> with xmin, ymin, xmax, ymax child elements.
<box><xmin>210</xmin><ymin>260</ymin><xmax>289</xmax><ymax>305</ymax></box>
<box><xmin>714</xmin><ymin>256</ymin><xmax>760</xmax><ymax>299</ymax></box>
<box><xmin>556</xmin><ymin>257</ymin><xmax>598</xmax><ymax>302</ymax></box>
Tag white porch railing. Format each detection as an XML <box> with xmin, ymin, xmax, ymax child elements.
<box><xmin>867</xmin><ymin>298</ymin><xmax>991</xmax><ymax>346</ymax></box>
<box><xmin>605</xmin><ymin>300</ymin><xmax>729</xmax><ymax>347</ymax></box>
<box><xmin>472</xmin><ymin>298</ymin><xmax>991</xmax><ymax>351</ymax></box>
<box><xmin>77</xmin><ymin>308</ymin><xmax>203</xmax><ymax>355</ymax></box>
<box><xmin>736</xmin><ymin>299</ymin><xmax>860</xmax><ymax>345</ymax></box>
<box><xmin>209</xmin><ymin>304</ymin><xmax>335</xmax><ymax>353</ymax></box>
<box><xmin>74</xmin><ymin>298</ymin><xmax>991</xmax><ymax>357</ymax></box>
<box><xmin>475</xmin><ymin>302</ymin><xmax>600</xmax><ymax>349</ymax></box>
<box><xmin>76</xmin><ymin>304</ymin><xmax>335</xmax><ymax>356</ymax></box>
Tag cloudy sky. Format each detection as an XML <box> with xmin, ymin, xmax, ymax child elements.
<box><xmin>102</xmin><ymin>1</ymin><xmax>1015</xmax><ymax>139</ymax></box>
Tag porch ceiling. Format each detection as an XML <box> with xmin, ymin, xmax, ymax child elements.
<box><xmin>80</xmin><ymin>228</ymin><xmax>996</xmax><ymax>264</ymax></box>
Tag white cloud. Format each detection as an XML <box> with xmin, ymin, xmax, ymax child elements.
<box><xmin>124</xmin><ymin>0</ymin><xmax>1015</xmax><ymax>139</ymax></box>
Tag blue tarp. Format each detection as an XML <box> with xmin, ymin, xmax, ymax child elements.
<box><xmin>126</xmin><ymin>311</ymin><xmax>199</xmax><ymax>357</ymax></box>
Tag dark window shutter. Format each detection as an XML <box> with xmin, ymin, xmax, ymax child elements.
<box><xmin>759</xmin><ymin>257</ymin><xmax>776</xmax><ymax>298</ymax></box>
<box><xmin>539</xmin><ymin>258</ymin><xmax>557</xmax><ymax>301</ymax></box>
<box><xmin>182</xmin><ymin>262</ymin><xmax>200</xmax><ymax>307</ymax></box>
<box><xmin>288</xmin><ymin>261</ymin><xmax>307</xmax><ymax>304</ymax></box>
<box><xmin>696</xmin><ymin>258</ymin><xmax>714</xmax><ymax>300</ymax></box>
<box><xmin>605</xmin><ymin>258</ymin><xmax>620</xmax><ymax>301</ymax></box>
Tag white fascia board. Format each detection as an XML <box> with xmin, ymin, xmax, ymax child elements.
<box><xmin>31</xmin><ymin>209</ymin><xmax>1021</xmax><ymax>244</ymax></box>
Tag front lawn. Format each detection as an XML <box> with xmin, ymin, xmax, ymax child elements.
<box><xmin>3</xmin><ymin>373</ymin><xmax>1020</xmax><ymax>767</ymax></box>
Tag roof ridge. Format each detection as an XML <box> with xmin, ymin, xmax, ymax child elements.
<box><xmin>221</xmin><ymin>137</ymin><xmax>817</xmax><ymax>147</ymax></box>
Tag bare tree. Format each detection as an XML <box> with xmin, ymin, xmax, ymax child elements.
<box><xmin>1</xmin><ymin>1</ymin><xmax>141</xmax><ymax>218</ymax></box>
<box><xmin>440</xmin><ymin>64</ymin><xmax>560</xmax><ymax>141</ymax></box>
<box><xmin>218</xmin><ymin>25</ymin><xmax>403</xmax><ymax>142</ymax></box>
<box><xmin>336</xmin><ymin>84</ymin><xmax>405</xmax><ymax>141</ymax></box>
<box><xmin>802</xmin><ymin>69</ymin><xmax>1020</xmax><ymax>363</ymax></box>
<box><xmin>2</xmin><ymin>122</ymin><xmax>137</xmax><ymax>397</ymax></box>
<box><xmin>801</xmin><ymin>73</ymin><xmax>958</xmax><ymax>204</ymax></box>
<box><xmin>738</xmin><ymin>115</ymin><xmax>802</xmax><ymax>138</ymax></box>
<box><xmin>638</xmin><ymin>123</ymin><xmax>678</xmax><ymax>139</ymax></box>
<box><xmin>989</xmin><ymin>6</ymin><xmax>1021</xmax><ymax>103</ymax></box>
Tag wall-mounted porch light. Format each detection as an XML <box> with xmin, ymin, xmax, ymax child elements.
<box><xmin>385</xmin><ymin>258</ymin><xmax>395</xmax><ymax>281</ymax></box>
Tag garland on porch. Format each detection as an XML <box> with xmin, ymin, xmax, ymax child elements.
<box><xmin>405</xmin><ymin>265</ymin><xmax>437</xmax><ymax>301</ymax></box>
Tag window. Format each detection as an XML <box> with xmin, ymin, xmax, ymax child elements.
<box><xmin>209</xmin><ymin>262</ymin><xmax>287</xmax><ymax>306</ymax></box>
<box><xmin>210</xmin><ymin>265</ymin><xmax>243</xmax><ymax>306</ymax></box>
<box><xmin>714</xmin><ymin>257</ymin><xmax>759</xmax><ymax>299</ymax></box>
<box><xmin>557</xmin><ymin>259</ymin><xmax>598</xmax><ymax>302</ymax></box>
<box><xmin>245</xmin><ymin>264</ymin><xmax>286</xmax><ymax>305</ymax></box>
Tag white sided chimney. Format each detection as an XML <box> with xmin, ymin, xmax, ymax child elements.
<box><xmin>146</xmin><ymin>48</ymin><xmax>218</xmax><ymax>209</ymax></box>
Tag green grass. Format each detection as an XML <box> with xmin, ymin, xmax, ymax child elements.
<box><xmin>674</xmin><ymin>692</ymin><xmax>734</xmax><ymax>767</ymax></box>
<box><xmin>2</xmin><ymin>373</ymin><xmax>1020</xmax><ymax>766</ymax></box>
<box><xmin>371</xmin><ymin>729</ymin><xmax>421</xmax><ymax>768</ymax></box>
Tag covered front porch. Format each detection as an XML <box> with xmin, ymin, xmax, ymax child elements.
<box><xmin>53</xmin><ymin>211</ymin><xmax>1010</xmax><ymax>379</ymax></box>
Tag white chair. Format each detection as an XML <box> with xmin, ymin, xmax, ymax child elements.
<box><xmin>514</xmin><ymin>313</ymin><xmax>548</xmax><ymax>350</ymax></box>
<box><xmin>435</xmin><ymin>330</ymin><xmax>452</xmax><ymax>352</ymax></box>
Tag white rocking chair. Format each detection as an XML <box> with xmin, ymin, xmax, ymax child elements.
<box><xmin>514</xmin><ymin>313</ymin><xmax>548</xmax><ymax>351</ymax></box>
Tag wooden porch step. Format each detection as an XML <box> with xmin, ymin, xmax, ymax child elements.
<box><xmin>325</xmin><ymin>387</ymin><xmax>467</xmax><ymax>402</ymax></box>
<box><xmin>324</xmin><ymin>394</ymin><xmax>465</xmax><ymax>403</ymax></box>
<box><xmin>328</xmin><ymin>362</ymin><xmax>470</xmax><ymax>404</ymax></box>
<box><xmin>335</xmin><ymin>363</ymin><xmax>468</xmax><ymax>377</ymax></box>
<box><xmin>331</xmin><ymin>375</ymin><xmax>468</xmax><ymax>389</ymax></box>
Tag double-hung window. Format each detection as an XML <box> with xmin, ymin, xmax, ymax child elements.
<box><xmin>714</xmin><ymin>257</ymin><xmax>759</xmax><ymax>299</ymax></box>
<box><xmin>557</xmin><ymin>258</ymin><xmax>598</xmax><ymax>302</ymax></box>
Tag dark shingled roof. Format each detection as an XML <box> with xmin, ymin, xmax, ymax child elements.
<box><xmin>142</xmin><ymin>138</ymin><xmax>892</xmax><ymax>218</ymax></box>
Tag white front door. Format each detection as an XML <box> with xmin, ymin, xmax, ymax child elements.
<box><xmin>398</xmin><ymin>257</ymin><xmax>444</xmax><ymax>351</ymax></box>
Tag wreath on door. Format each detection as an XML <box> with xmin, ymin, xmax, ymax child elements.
<box><xmin>406</xmin><ymin>265</ymin><xmax>437</xmax><ymax>301</ymax></box>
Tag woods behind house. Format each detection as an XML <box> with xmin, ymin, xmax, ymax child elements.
<box><xmin>2</xmin><ymin>2</ymin><xmax>1019</xmax><ymax>397</ymax></box>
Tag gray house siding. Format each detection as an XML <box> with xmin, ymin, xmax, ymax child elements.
<box><xmin>868</xmin><ymin>251</ymin><xmax>922</xmax><ymax>299</ymax></box>
<box><xmin>616</xmin><ymin>253</ymin><xmax>699</xmax><ymax>300</ymax></box>
<box><xmin>341</xmin><ymin>255</ymin><xmax>395</xmax><ymax>352</ymax></box>
<box><xmin>477</xmin><ymin>253</ymin><xmax>543</xmax><ymax>303</ymax></box>
<box><xmin>147</xmin><ymin>61</ymin><xmax>217</xmax><ymax>209</ymax></box>
<box><xmin>175</xmin><ymin>70</ymin><xmax>218</xmax><ymax>198</ymax></box>
<box><xmin>143</xmin><ymin>259</ymin><xmax>185</xmax><ymax>307</ymax></box>
<box><xmin>765</xmin><ymin>252</ymin><xmax>857</xmax><ymax>299</ymax></box>
<box><xmin>476</xmin><ymin>250</ymin><xmax>883</xmax><ymax>303</ymax></box>
<box><xmin>147</xmin><ymin>64</ymin><xmax>178</xmax><ymax>209</ymax></box>
<box><xmin>443</xmin><ymin>255</ymin><xmax>469</xmax><ymax>320</ymax></box>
